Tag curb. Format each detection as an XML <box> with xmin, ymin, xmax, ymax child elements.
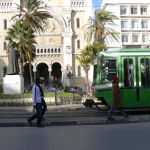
<box><xmin>1</xmin><ymin>116</ymin><xmax>150</xmax><ymax>127</ymax></box>
<box><xmin>0</xmin><ymin>104</ymin><xmax>150</xmax><ymax>127</ymax></box>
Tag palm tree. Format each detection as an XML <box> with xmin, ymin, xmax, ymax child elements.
<box><xmin>24</xmin><ymin>43</ymin><xmax>36</xmax><ymax>83</ymax></box>
<box><xmin>81</xmin><ymin>8</ymin><xmax>119</xmax><ymax>91</ymax></box>
<box><xmin>6</xmin><ymin>0</ymin><xmax>51</xmax><ymax>82</ymax></box>
<box><xmin>6</xmin><ymin>20</ymin><xmax>36</xmax><ymax>78</ymax></box>
<box><xmin>76</xmin><ymin>45</ymin><xmax>94</xmax><ymax>92</ymax></box>
<box><xmin>82</xmin><ymin>43</ymin><xmax>107</xmax><ymax>63</ymax></box>
<box><xmin>12</xmin><ymin>0</ymin><xmax>51</xmax><ymax>32</ymax></box>
<box><xmin>84</xmin><ymin>8</ymin><xmax>119</xmax><ymax>50</ymax></box>
<box><xmin>22</xmin><ymin>25</ymin><xmax>36</xmax><ymax>83</ymax></box>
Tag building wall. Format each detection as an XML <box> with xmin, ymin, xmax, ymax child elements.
<box><xmin>102</xmin><ymin>0</ymin><xmax>150</xmax><ymax>49</ymax></box>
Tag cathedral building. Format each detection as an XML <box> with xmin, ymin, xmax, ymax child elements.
<box><xmin>0</xmin><ymin>0</ymin><xmax>93</xmax><ymax>90</ymax></box>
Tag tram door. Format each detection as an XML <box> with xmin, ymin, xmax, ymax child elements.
<box><xmin>121</xmin><ymin>57</ymin><xmax>136</xmax><ymax>108</ymax></box>
<box><xmin>138</xmin><ymin>57</ymin><xmax>150</xmax><ymax>107</ymax></box>
<box><xmin>122</xmin><ymin>56</ymin><xmax>150</xmax><ymax>108</ymax></box>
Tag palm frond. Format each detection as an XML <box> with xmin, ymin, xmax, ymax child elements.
<box><xmin>84</xmin><ymin>7</ymin><xmax>119</xmax><ymax>48</ymax></box>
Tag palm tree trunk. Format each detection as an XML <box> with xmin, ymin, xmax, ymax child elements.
<box><xmin>19</xmin><ymin>59</ymin><xmax>24</xmax><ymax>76</ymax></box>
<box><xmin>29</xmin><ymin>62</ymin><xmax>33</xmax><ymax>84</ymax></box>
<box><xmin>84</xmin><ymin>65</ymin><xmax>90</xmax><ymax>93</ymax></box>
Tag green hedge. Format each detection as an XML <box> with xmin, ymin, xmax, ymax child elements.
<box><xmin>0</xmin><ymin>91</ymin><xmax>79</xmax><ymax>99</ymax></box>
<box><xmin>0</xmin><ymin>91</ymin><xmax>81</xmax><ymax>106</ymax></box>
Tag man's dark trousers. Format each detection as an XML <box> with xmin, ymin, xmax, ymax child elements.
<box><xmin>41</xmin><ymin>98</ymin><xmax>47</xmax><ymax>119</ymax></box>
<box><xmin>29</xmin><ymin>103</ymin><xmax>42</xmax><ymax>127</ymax></box>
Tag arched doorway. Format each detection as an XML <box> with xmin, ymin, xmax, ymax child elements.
<box><xmin>51</xmin><ymin>62</ymin><xmax>62</xmax><ymax>87</ymax></box>
<box><xmin>23</xmin><ymin>63</ymin><xmax>33</xmax><ymax>90</ymax></box>
<box><xmin>36</xmin><ymin>63</ymin><xmax>49</xmax><ymax>85</ymax></box>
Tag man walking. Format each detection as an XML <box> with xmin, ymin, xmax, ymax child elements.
<box><xmin>27</xmin><ymin>78</ymin><xmax>44</xmax><ymax>127</ymax></box>
<box><xmin>107</xmin><ymin>75</ymin><xmax>128</xmax><ymax>120</ymax></box>
<box><xmin>39</xmin><ymin>77</ymin><xmax>47</xmax><ymax>120</ymax></box>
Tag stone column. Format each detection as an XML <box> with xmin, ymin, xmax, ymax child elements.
<box><xmin>61</xmin><ymin>68</ymin><xmax>63</xmax><ymax>83</ymax></box>
<box><xmin>62</xmin><ymin>32</ymin><xmax>73</xmax><ymax>68</ymax></box>
<box><xmin>48</xmin><ymin>68</ymin><xmax>52</xmax><ymax>84</ymax></box>
<box><xmin>62</xmin><ymin>32</ymin><xmax>73</xmax><ymax>87</ymax></box>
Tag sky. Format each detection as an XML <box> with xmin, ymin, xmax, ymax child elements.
<box><xmin>93</xmin><ymin>0</ymin><xmax>101</xmax><ymax>8</ymax></box>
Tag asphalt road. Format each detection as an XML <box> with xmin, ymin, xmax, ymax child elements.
<box><xmin>0</xmin><ymin>122</ymin><xmax>150</xmax><ymax>150</ymax></box>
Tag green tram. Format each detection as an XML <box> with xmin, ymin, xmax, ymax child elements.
<box><xmin>93</xmin><ymin>48</ymin><xmax>150</xmax><ymax>109</ymax></box>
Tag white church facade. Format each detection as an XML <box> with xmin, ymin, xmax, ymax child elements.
<box><xmin>0</xmin><ymin>0</ymin><xmax>93</xmax><ymax>91</ymax></box>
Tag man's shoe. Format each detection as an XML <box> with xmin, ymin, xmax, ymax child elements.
<box><xmin>124</xmin><ymin>114</ymin><xmax>128</xmax><ymax>118</ymax></box>
<box><xmin>27</xmin><ymin>119</ymin><xmax>32</xmax><ymax>126</ymax></box>
<box><xmin>107</xmin><ymin>117</ymin><xmax>114</xmax><ymax>121</ymax></box>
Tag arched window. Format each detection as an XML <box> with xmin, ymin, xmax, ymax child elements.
<box><xmin>3</xmin><ymin>42</ymin><xmax>7</xmax><ymax>50</ymax></box>
<box><xmin>77</xmin><ymin>40</ymin><xmax>80</xmax><ymax>49</ymax></box>
<box><xmin>55</xmin><ymin>48</ymin><xmax>57</xmax><ymax>53</ymax></box>
<box><xmin>78</xmin><ymin>66</ymin><xmax>81</xmax><ymax>76</ymax></box>
<box><xmin>4</xmin><ymin>19</ymin><xmax>7</xmax><ymax>29</ymax></box>
<box><xmin>76</xmin><ymin>18</ymin><xmax>80</xmax><ymax>28</ymax></box>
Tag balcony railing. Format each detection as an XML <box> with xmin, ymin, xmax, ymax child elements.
<box><xmin>36</xmin><ymin>46</ymin><xmax>63</xmax><ymax>55</ymax></box>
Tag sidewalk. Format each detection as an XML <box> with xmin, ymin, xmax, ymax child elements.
<box><xmin>0</xmin><ymin>104</ymin><xmax>150</xmax><ymax>127</ymax></box>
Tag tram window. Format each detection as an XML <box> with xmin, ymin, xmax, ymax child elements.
<box><xmin>124</xmin><ymin>59</ymin><xmax>134</xmax><ymax>87</ymax></box>
<box><xmin>93</xmin><ymin>65</ymin><xmax>97</xmax><ymax>83</ymax></box>
<box><xmin>100</xmin><ymin>59</ymin><xmax>117</xmax><ymax>82</ymax></box>
<box><xmin>141</xmin><ymin>58</ymin><xmax>150</xmax><ymax>86</ymax></box>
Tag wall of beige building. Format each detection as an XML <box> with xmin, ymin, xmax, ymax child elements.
<box><xmin>0</xmin><ymin>5</ymin><xmax>19</xmax><ymax>79</ymax></box>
